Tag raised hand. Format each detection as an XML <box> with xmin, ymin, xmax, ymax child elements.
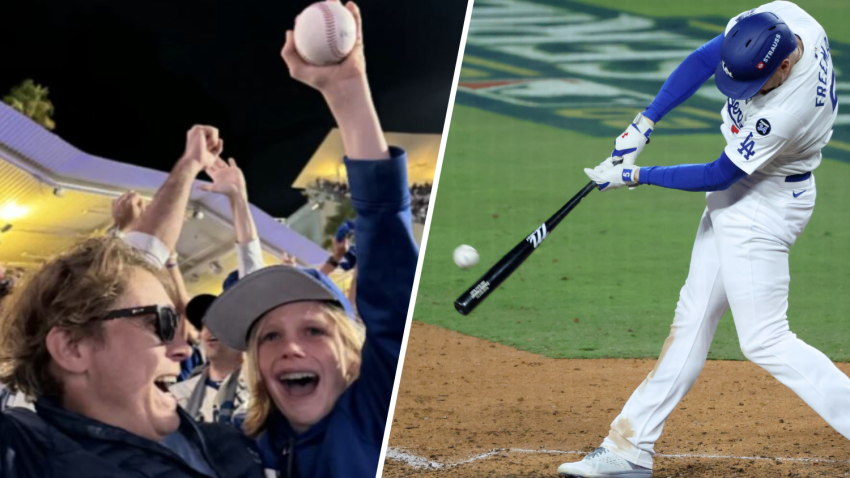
<box><xmin>112</xmin><ymin>191</ymin><xmax>147</xmax><ymax>232</ymax></box>
<box><xmin>200</xmin><ymin>158</ymin><xmax>247</xmax><ymax>200</ymax></box>
<box><xmin>281</xmin><ymin>0</ymin><xmax>366</xmax><ymax>94</ymax></box>
<box><xmin>181</xmin><ymin>125</ymin><xmax>223</xmax><ymax>170</ymax></box>
<box><xmin>331</xmin><ymin>235</ymin><xmax>348</xmax><ymax>262</ymax></box>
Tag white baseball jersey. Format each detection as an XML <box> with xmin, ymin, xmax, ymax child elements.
<box><xmin>592</xmin><ymin>4</ymin><xmax>850</xmax><ymax>471</ymax></box>
<box><xmin>720</xmin><ymin>1</ymin><xmax>838</xmax><ymax>176</ymax></box>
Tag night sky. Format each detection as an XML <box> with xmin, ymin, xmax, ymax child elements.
<box><xmin>1</xmin><ymin>0</ymin><xmax>467</xmax><ymax>216</ymax></box>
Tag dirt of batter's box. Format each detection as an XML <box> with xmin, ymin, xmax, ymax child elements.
<box><xmin>384</xmin><ymin>322</ymin><xmax>850</xmax><ymax>477</ymax></box>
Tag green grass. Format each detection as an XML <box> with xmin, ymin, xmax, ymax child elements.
<box><xmin>569</xmin><ymin>0</ymin><xmax>850</xmax><ymax>44</ymax></box>
<box><xmin>415</xmin><ymin>105</ymin><xmax>850</xmax><ymax>361</ymax></box>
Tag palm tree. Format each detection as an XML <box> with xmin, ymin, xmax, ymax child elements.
<box><xmin>3</xmin><ymin>79</ymin><xmax>56</xmax><ymax>130</ymax></box>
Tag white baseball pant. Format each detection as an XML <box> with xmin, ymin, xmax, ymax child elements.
<box><xmin>600</xmin><ymin>171</ymin><xmax>850</xmax><ymax>469</ymax></box>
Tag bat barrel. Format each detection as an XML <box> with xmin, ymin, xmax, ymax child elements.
<box><xmin>454</xmin><ymin>181</ymin><xmax>596</xmax><ymax>316</ymax></box>
<box><xmin>454</xmin><ymin>241</ymin><xmax>533</xmax><ymax>315</ymax></box>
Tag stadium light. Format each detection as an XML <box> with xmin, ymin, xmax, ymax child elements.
<box><xmin>0</xmin><ymin>202</ymin><xmax>29</xmax><ymax>222</ymax></box>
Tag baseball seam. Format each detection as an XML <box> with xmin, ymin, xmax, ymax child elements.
<box><xmin>317</xmin><ymin>2</ymin><xmax>345</xmax><ymax>61</ymax></box>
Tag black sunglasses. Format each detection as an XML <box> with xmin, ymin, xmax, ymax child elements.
<box><xmin>99</xmin><ymin>305</ymin><xmax>179</xmax><ymax>343</ymax></box>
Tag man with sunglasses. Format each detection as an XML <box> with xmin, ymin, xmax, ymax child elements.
<box><xmin>0</xmin><ymin>224</ymin><xmax>264</xmax><ymax>475</ymax></box>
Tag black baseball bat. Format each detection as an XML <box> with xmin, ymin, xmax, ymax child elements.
<box><xmin>454</xmin><ymin>180</ymin><xmax>596</xmax><ymax>315</ymax></box>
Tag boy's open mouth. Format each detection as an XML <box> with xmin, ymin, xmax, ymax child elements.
<box><xmin>277</xmin><ymin>372</ymin><xmax>320</xmax><ymax>397</ymax></box>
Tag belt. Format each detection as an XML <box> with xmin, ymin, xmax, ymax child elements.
<box><xmin>785</xmin><ymin>172</ymin><xmax>811</xmax><ymax>182</ymax></box>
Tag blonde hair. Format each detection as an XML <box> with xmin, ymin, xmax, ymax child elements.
<box><xmin>0</xmin><ymin>236</ymin><xmax>172</xmax><ymax>399</ymax></box>
<box><xmin>242</xmin><ymin>304</ymin><xmax>365</xmax><ymax>437</ymax></box>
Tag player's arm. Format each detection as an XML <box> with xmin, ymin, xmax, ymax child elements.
<box><xmin>636</xmin><ymin>153</ymin><xmax>746</xmax><ymax>191</ymax></box>
<box><xmin>643</xmin><ymin>33</ymin><xmax>725</xmax><ymax>123</ymax></box>
<box><xmin>587</xmin><ymin>111</ymin><xmax>799</xmax><ymax>192</ymax></box>
<box><xmin>611</xmin><ymin>34</ymin><xmax>724</xmax><ymax>166</ymax></box>
<box><xmin>585</xmin><ymin>152</ymin><xmax>745</xmax><ymax>192</ymax></box>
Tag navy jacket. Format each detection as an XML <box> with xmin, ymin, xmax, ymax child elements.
<box><xmin>256</xmin><ymin>148</ymin><xmax>419</xmax><ymax>477</ymax></box>
<box><xmin>0</xmin><ymin>398</ymin><xmax>264</xmax><ymax>478</ymax></box>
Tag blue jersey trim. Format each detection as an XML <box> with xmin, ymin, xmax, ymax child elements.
<box><xmin>639</xmin><ymin>152</ymin><xmax>746</xmax><ymax>191</ymax></box>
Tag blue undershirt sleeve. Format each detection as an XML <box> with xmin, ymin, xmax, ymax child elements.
<box><xmin>643</xmin><ymin>33</ymin><xmax>724</xmax><ymax>123</ymax></box>
<box><xmin>638</xmin><ymin>152</ymin><xmax>747</xmax><ymax>192</ymax></box>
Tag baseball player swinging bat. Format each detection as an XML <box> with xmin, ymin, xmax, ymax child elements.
<box><xmin>454</xmin><ymin>180</ymin><xmax>596</xmax><ymax>315</ymax></box>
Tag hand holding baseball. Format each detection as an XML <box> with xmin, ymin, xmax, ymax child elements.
<box><xmin>282</xmin><ymin>0</ymin><xmax>366</xmax><ymax>94</ymax></box>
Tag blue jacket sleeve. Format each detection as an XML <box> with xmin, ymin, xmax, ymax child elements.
<box><xmin>643</xmin><ymin>33</ymin><xmax>724</xmax><ymax>123</ymax></box>
<box><xmin>639</xmin><ymin>152</ymin><xmax>747</xmax><ymax>192</ymax></box>
<box><xmin>343</xmin><ymin>147</ymin><xmax>419</xmax><ymax>438</ymax></box>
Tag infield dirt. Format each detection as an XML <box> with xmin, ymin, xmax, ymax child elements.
<box><xmin>383</xmin><ymin>322</ymin><xmax>850</xmax><ymax>477</ymax></box>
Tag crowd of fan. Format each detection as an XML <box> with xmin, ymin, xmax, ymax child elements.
<box><xmin>0</xmin><ymin>143</ymin><xmax>363</xmax><ymax>418</ymax></box>
<box><xmin>0</xmin><ymin>15</ymin><xmax>418</xmax><ymax>477</ymax></box>
<box><xmin>309</xmin><ymin>178</ymin><xmax>432</xmax><ymax>223</ymax></box>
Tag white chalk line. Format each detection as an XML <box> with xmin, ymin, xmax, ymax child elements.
<box><xmin>385</xmin><ymin>447</ymin><xmax>848</xmax><ymax>470</ymax></box>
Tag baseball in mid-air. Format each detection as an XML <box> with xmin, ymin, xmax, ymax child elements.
<box><xmin>294</xmin><ymin>1</ymin><xmax>357</xmax><ymax>66</ymax></box>
<box><xmin>453</xmin><ymin>245</ymin><xmax>479</xmax><ymax>269</ymax></box>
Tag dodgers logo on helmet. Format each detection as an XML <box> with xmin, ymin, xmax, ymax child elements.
<box><xmin>722</xmin><ymin>61</ymin><xmax>734</xmax><ymax>78</ymax></box>
<box><xmin>736</xmin><ymin>9</ymin><xmax>756</xmax><ymax>22</ymax></box>
<box><xmin>756</xmin><ymin>118</ymin><xmax>771</xmax><ymax>136</ymax></box>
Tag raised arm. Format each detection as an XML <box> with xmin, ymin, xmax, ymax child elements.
<box><xmin>280</xmin><ymin>0</ymin><xmax>416</xmax><ymax>436</ymax></box>
<box><xmin>129</xmin><ymin>126</ymin><xmax>222</xmax><ymax>257</ymax></box>
<box><xmin>280</xmin><ymin>1</ymin><xmax>389</xmax><ymax>161</ymax></box>
<box><xmin>200</xmin><ymin>158</ymin><xmax>265</xmax><ymax>276</ymax></box>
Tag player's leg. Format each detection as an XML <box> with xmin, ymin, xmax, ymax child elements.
<box><xmin>714</xmin><ymin>174</ymin><xmax>850</xmax><ymax>440</ymax></box>
<box><xmin>558</xmin><ymin>208</ymin><xmax>729</xmax><ymax>477</ymax></box>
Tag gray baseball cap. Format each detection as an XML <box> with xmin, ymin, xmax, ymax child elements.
<box><xmin>203</xmin><ymin>265</ymin><xmax>354</xmax><ymax>351</ymax></box>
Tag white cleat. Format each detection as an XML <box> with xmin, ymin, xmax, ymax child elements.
<box><xmin>557</xmin><ymin>447</ymin><xmax>652</xmax><ymax>478</ymax></box>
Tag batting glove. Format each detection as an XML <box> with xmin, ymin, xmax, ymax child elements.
<box><xmin>612</xmin><ymin>113</ymin><xmax>653</xmax><ymax>166</ymax></box>
<box><xmin>584</xmin><ymin>157</ymin><xmax>640</xmax><ymax>192</ymax></box>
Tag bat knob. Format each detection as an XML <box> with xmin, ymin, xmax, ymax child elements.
<box><xmin>454</xmin><ymin>300</ymin><xmax>471</xmax><ymax>316</ymax></box>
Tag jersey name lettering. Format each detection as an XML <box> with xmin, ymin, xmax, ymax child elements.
<box><xmin>727</xmin><ymin>99</ymin><xmax>744</xmax><ymax>129</ymax></box>
<box><xmin>815</xmin><ymin>36</ymin><xmax>837</xmax><ymax>111</ymax></box>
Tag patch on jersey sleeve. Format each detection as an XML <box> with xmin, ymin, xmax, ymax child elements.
<box><xmin>738</xmin><ymin>132</ymin><xmax>756</xmax><ymax>160</ymax></box>
<box><xmin>756</xmin><ymin>118</ymin><xmax>771</xmax><ymax>136</ymax></box>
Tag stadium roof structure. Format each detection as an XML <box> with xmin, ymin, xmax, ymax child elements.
<box><xmin>0</xmin><ymin>103</ymin><xmax>327</xmax><ymax>295</ymax></box>
<box><xmin>292</xmin><ymin>129</ymin><xmax>441</xmax><ymax>189</ymax></box>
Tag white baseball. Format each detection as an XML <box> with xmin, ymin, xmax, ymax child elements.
<box><xmin>294</xmin><ymin>2</ymin><xmax>357</xmax><ymax>66</ymax></box>
<box><xmin>453</xmin><ymin>245</ymin><xmax>479</xmax><ymax>269</ymax></box>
